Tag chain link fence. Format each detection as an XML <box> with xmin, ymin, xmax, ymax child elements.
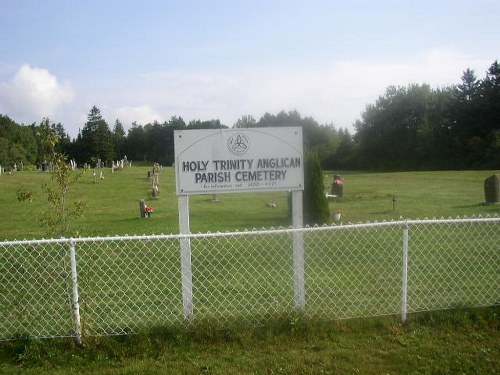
<box><xmin>1</xmin><ymin>217</ymin><xmax>499</xmax><ymax>342</ymax></box>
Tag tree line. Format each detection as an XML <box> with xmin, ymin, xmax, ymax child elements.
<box><xmin>354</xmin><ymin>60</ymin><xmax>500</xmax><ymax>170</ymax></box>
<box><xmin>1</xmin><ymin>60</ymin><xmax>498</xmax><ymax>171</ymax></box>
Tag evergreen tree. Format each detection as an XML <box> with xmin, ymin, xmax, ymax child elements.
<box><xmin>303</xmin><ymin>150</ymin><xmax>330</xmax><ymax>225</ymax></box>
<box><xmin>124</xmin><ymin>122</ymin><xmax>146</xmax><ymax>162</ymax></box>
<box><xmin>77</xmin><ymin>106</ymin><xmax>114</xmax><ymax>164</ymax></box>
<box><xmin>112</xmin><ymin>119</ymin><xmax>126</xmax><ymax>158</ymax></box>
<box><xmin>479</xmin><ymin>61</ymin><xmax>500</xmax><ymax>167</ymax></box>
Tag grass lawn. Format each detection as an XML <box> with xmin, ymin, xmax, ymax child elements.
<box><xmin>1</xmin><ymin>166</ymin><xmax>498</xmax><ymax>240</ymax></box>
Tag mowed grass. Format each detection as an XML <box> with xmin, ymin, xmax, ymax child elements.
<box><xmin>323</xmin><ymin>170</ymin><xmax>500</xmax><ymax>223</ymax></box>
<box><xmin>1</xmin><ymin>166</ymin><xmax>499</xmax><ymax>240</ymax></box>
<box><xmin>0</xmin><ymin>166</ymin><xmax>499</xmax><ymax>374</ymax></box>
<box><xmin>1</xmin><ymin>165</ymin><xmax>291</xmax><ymax>240</ymax></box>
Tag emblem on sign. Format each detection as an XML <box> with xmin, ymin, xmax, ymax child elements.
<box><xmin>227</xmin><ymin>133</ymin><xmax>250</xmax><ymax>155</ymax></box>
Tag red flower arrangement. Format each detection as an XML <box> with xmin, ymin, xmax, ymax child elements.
<box><xmin>145</xmin><ymin>206</ymin><xmax>154</xmax><ymax>217</ymax></box>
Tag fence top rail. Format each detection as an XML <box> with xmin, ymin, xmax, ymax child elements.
<box><xmin>1</xmin><ymin>216</ymin><xmax>498</xmax><ymax>246</ymax></box>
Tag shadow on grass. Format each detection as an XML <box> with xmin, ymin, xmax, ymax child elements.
<box><xmin>453</xmin><ymin>202</ymin><xmax>496</xmax><ymax>209</ymax></box>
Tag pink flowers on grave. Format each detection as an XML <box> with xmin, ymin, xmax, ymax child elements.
<box><xmin>146</xmin><ymin>207</ymin><xmax>153</xmax><ymax>213</ymax></box>
<box><xmin>333</xmin><ymin>177</ymin><xmax>344</xmax><ymax>186</ymax></box>
<box><xmin>331</xmin><ymin>175</ymin><xmax>344</xmax><ymax>197</ymax></box>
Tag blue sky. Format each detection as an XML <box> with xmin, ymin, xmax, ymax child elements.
<box><xmin>1</xmin><ymin>0</ymin><xmax>499</xmax><ymax>137</ymax></box>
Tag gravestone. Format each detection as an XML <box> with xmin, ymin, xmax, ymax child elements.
<box><xmin>484</xmin><ymin>174</ymin><xmax>500</xmax><ymax>204</ymax></box>
<box><xmin>139</xmin><ymin>199</ymin><xmax>147</xmax><ymax>218</ymax></box>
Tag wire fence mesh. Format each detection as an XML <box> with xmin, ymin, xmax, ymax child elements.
<box><xmin>1</xmin><ymin>217</ymin><xmax>499</xmax><ymax>341</ymax></box>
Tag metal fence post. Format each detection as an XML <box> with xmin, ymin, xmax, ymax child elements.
<box><xmin>401</xmin><ymin>223</ymin><xmax>409</xmax><ymax>323</ymax></box>
<box><xmin>178</xmin><ymin>195</ymin><xmax>194</xmax><ymax>321</ymax></box>
<box><xmin>69</xmin><ymin>239</ymin><xmax>82</xmax><ymax>345</ymax></box>
<box><xmin>292</xmin><ymin>190</ymin><xmax>305</xmax><ymax>311</ymax></box>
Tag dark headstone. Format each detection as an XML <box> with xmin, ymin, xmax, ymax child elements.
<box><xmin>484</xmin><ymin>174</ymin><xmax>500</xmax><ymax>204</ymax></box>
<box><xmin>139</xmin><ymin>199</ymin><xmax>147</xmax><ymax>218</ymax></box>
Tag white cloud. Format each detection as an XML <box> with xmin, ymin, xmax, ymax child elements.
<box><xmin>113</xmin><ymin>105</ymin><xmax>163</xmax><ymax>126</ymax></box>
<box><xmin>38</xmin><ymin>47</ymin><xmax>493</xmax><ymax>138</ymax></box>
<box><xmin>127</xmin><ymin>48</ymin><xmax>491</xmax><ymax>131</ymax></box>
<box><xmin>0</xmin><ymin>64</ymin><xmax>74</xmax><ymax>122</ymax></box>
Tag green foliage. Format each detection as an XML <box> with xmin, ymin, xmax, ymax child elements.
<box><xmin>0</xmin><ymin>114</ymin><xmax>37</xmax><ymax>168</ymax></box>
<box><xmin>355</xmin><ymin>60</ymin><xmax>500</xmax><ymax>170</ymax></box>
<box><xmin>16</xmin><ymin>187</ymin><xmax>34</xmax><ymax>203</ymax></box>
<box><xmin>234</xmin><ymin>114</ymin><xmax>257</xmax><ymax>128</ymax></box>
<box><xmin>74</xmin><ymin>106</ymin><xmax>115</xmax><ymax>164</ymax></box>
<box><xmin>0</xmin><ymin>307</ymin><xmax>498</xmax><ymax>374</ymax></box>
<box><xmin>303</xmin><ymin>150</ymin><xmax>330</xmax><ymax>225</ymax></box>
<box><xmin>39</xmin><ymin>158</ymin><xmax>85</xmax><ymax>237</ymax></box>
<box><xmin>123</xmin><ymin>116</ymin><xmax>187</xmax><ymax>164</ymax></box>
<box><xmin>16</xmin><ymin>121</ymin><xmax>84</xmax><ymax>237</ymax></box>
<box><xmin>112</xmin><ymin>119</ymin><xmax>126</xmax><ymax>158</ymax></box>
<box><xmin>0</xmin><ymin>115</ymin><xmax>71</xmax><ymax>170</ymax></box>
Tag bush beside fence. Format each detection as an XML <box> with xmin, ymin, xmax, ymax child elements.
<box><xmin>1</xmin><ymin>217</ymin><xmax>499</xmax><ymax>342</ymax></box>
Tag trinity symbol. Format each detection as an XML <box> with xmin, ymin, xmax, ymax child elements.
<box><xmin>227</xmin><ymin>133</ymin><xmax>250</xmax><ymax>155</ymax></box>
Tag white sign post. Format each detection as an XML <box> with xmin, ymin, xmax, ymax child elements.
<box><xmin>174</xmin><ymin>127</ymin><xmax>305</xmax><ymax>319</ymax></box>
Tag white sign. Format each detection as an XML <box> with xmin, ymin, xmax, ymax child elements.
<box><xmin>174</xmin><ymin>127</ymin><xmax>304</xmax><ymax>195</ymax></box>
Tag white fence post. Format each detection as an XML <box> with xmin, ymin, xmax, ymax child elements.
<box><xmin>69</xmin><ymin>239</ymin><xmax>82</xmax><ymax>345</ymax></box>
<box><xmin>401</xmin><ymin>223</ymin><xmax>409</xmax><ymax>323</ymax></box>
<box><xmin>292</xmin><ymin>190</ymin><xmax>305</xmax><ymax>311</ymax></box>
<box><xmin>178</xmin><ymin>195</ymin><xmax>194</xmax><ymax>320</ymax></box>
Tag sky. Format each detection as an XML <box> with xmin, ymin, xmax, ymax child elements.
<box><xmin>0</xmin><ymin>0</ymin><xmax>499</xmax><ymax>138</ymax></box>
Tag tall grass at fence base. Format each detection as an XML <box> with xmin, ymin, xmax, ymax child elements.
<box><xmin>1</xmin><ymin>306</ymin><xmax>498</xmax><ymax>374</ymax></box>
